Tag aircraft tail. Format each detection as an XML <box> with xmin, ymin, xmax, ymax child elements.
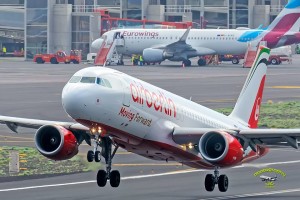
<box><xmin>267</xmin><ymin>0</ymin><xmax>300</xmax><ymax>32</ymax></box>
<box><xmin>263</xmin><ymin>0</ymin><xmax>300</xmax><ymax>47</ymax></box>
<box><xmin>229</xmin><ymin>46</ymin><xmax>270</xmax><ymax>128</ymax></box>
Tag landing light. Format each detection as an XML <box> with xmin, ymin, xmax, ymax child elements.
<box><xmin>188</xmin><ymin>143</ymin><xmax>193</xmax><ymax>149</ymax></box>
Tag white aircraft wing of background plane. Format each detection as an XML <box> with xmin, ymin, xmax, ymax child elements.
<box><xmin>143</xmin><ymin>27</ymin><xmax>216</xmax><ymax>63</ymax></box>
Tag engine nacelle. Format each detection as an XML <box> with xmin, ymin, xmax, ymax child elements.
<box><xmin>35</xmin><ymin>125</ymin><xmax>79</xmax><ymax>160</ymax></box>
<box><xmin>199</xmin><ymin>131</ymin><xmax>243</xmax><ymax>167</ymax></box>
<box><xmin>143</xmin><ymin>48</ymin><xmax>173</xmax><ymax>62</ymax></box>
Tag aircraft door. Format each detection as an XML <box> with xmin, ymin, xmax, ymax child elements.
<box><xmin>122</xmin><ymin>86</ymin><xmax>130</xmax><ymax>107</ymax></box>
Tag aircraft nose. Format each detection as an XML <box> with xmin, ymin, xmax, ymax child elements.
<box><xmin>62</xmin><ymin>84</ymin><xmax>89</xmax><ymax>119</ymax></box>
<box><xmin>91</xmin><ymin>38</ymin><xmax>104</xmax><ymax>51</ymax></box>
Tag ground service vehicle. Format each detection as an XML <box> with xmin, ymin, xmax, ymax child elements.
<box><xmin>34</xmin><ymin>50</ymin><xmax>81</xmax><ymax>64</ymax></box>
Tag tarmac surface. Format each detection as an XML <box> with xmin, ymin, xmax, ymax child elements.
<box><xmin>1</xmin><ymin>58</ymin><xmax>300</xmax><ymax>199</ymax></box>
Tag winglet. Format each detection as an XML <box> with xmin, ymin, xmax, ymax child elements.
<box><xmin>179</xmin><ymin>27</ymin><xmax>191</xmax><ymax>42</ymax></box>
<box><xmin>229</xmin><ymin>46</ymin><xmax>270</xmax><ymax>128</ymax></box>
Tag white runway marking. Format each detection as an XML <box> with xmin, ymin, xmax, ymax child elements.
<box><xmin>1</xmin><ymin>159</ymin><xmax>300</xmax><ymax>192</ymax></box>
<box><xmin>0</xmin><ymin>169</ymin><xmax>204</xmax><ymax>192</ymax></box>
<box><xmin>198</xmin><ymin>188</ymin><xmax>300</xmax><ymax>200</ymax></box>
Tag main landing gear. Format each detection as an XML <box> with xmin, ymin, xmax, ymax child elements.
<box><xmin>87</xmin><ymin>136</ymin><xmax>120</xmax><ymax>187</ymax></box>
<box><xmin>205</xmin><ymin>167</ymin><xmax>228</xmax><ymax>192</ymax></box>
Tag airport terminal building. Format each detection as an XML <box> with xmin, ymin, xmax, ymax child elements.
<box><xmin>0</xmin><ymin>0</ymin><xmax>289</xmax><ymax>59</ymax></box>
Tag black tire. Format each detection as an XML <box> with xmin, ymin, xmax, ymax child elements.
<box><xmin>110</xmin><ymin>170</ymin><xmax>120</xmax><ymax>187</ymax></box>
<box><xmin>218</xmin><ymin>174</ymin><xmax>229</xmax><ymax>192</ymax></box>
<box><xmin>270</xmin><ymin>58</ymin><xmax>278</xmax><ymax>65</ymax></box>
<box><xmin>198</xmin><ymin>59</ymin><xmax>207</xmax><ymax>66</ymax></box>
<box><xmin>36</xmin><ymin>57</ymin><xmax>44</xmax><ymax>64</ymax></box>
<box><xmin>183</xmin><ymin>60</ymin><xmax>192</xmax><ymax>67</ymax></box>
<box><xmin>232</xmin><ymin>58</ymin><xmax>239</xmax><ymax>64</ymax></box>
<box><xmin>186</xmin><ymin>60</ymin><xmax>192</xmax><ymax>66</ymax></box>
<box><xmin>205</xmin><ymin>174</ymin><xmax>215</xmax><ymax>192</ymax></box>
<box><xmin>50</xmin><ymin>57</ymin><xmax>58</xmax><ymax>64</ymax></box>
<box><xmin>87</xmin><ymin>150</ymin><xmax>94</xmax><ymax>162</ymax></box>
<box><xmin>97</xmin><ymin>170</ymin><xmax>107</xmax><ymax>187</ymax></box>
<box><xmin>72</xmin><ymin>59</ymin><xmax>79</xmax><ymax>64</ymax></box>
<box><xmin>95</xmin><ymin>150</ymin><xmax>101</xmax><ymax>162</ymax></box>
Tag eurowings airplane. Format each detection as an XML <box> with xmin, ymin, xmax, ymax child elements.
<box><xmin>1</xmin><ymin>46</ymin><xmax>300</xmax><ymax>192</ymax></box>
<box><xmin>92</xmin><ymin>0</ymin><xmax>300</xmax><ymax>66</ymax></box>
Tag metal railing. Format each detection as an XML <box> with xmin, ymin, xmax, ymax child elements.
<box><xmin>165</xmin><ymin>5</ymin><xmax>192</xmax><ymax>13</ymax></box>
<box><xmin>72</xmin><ymin>5</ymin><xmax>120</xmax><ymax>13</ymax></box>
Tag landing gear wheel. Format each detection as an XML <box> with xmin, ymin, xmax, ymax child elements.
<box><xmin>87</xmin><ymin>150</ymin><xmax>94</xmax><ymax>162</ymax></box>
<box><xmin>90</xmin><ymin>135</ymin><xmax>120</xmax><ymax>188</ymax></box>
<box><xmin>94</xmin><ymin>150</ymin><xmax>101</xmax><ymax>162</ymax></box>
<box><xmin>205</xmin><ymin>174</ymin><xmax>215</xmax><ymax>192</ymax></box>
<box><xmin>182</xmin><ymin>59</ymin><xmax>192</xmax><ymax>66</ymax></box>
<box><xmin>97</xmin><ymin>169</ymin><xmax>107</xmax><ymax>187</ymax></box>
<box><xmin>198</xmin><ymin>58</ymin><xmax>206</xmax><ymax>66</ymax></box>
<box><xmin>110</xmin><ymin>170</ymin><xmax>121</xmax><ymax>187</ymax></box>
<box><xmin>218</xmin><ymin>174</ymin><xmax>229</xmax><ymax>192</ymax></box>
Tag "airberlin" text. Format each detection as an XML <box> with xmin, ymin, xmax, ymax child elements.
<box><xmin>130</xmin><ymin>82</ymin><xmax>176</xmax><ymax>118</ymax></box>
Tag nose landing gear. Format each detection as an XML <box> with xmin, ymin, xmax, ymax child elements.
<box><xmin>87</xmin><ymin>135</ymin><xmax>120</xmax><ymax>188</ymax></box>
<box><xmin>205</xmin><ymin>167</ymin><xmax>229</xmax><ymax>192</ymax></box>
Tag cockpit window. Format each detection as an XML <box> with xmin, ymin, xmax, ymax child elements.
<box><xmin>96</xmin><ymin>77</ymin><xmax>112</xmax><ymax>88</ymax></box>
<box><xmin>69</xmin><ymin>76</ymin><xmax>81</xmax><ymax>83</ymax></box>
<box><xmin>80</xmin><ymin>77</ymin><xmax>96</xmax><ymax>83</ymax></box>
<box><xmin>103</xmin><ymin>79</ymin><xmax>112</xmax><ymax>88</ymax></box>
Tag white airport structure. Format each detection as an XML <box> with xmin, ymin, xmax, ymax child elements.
<box><xmin>0</xmin><ymin>0</ymin><xmax>289</xmax><ymax>59</ymax></box>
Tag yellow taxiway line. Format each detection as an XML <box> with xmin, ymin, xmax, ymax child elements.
<box><xmin>269</xmin><ymin>86</ymin><xmax>300</xmax><ymax>89</ymax></box>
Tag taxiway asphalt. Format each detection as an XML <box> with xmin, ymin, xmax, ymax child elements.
<box><xmin>1</xmin><ymin>58</ymin><xmax>300</xmax><ymax>199</ymax></box>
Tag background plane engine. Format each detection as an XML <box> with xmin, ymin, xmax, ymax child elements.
<box><xmin>199</xmin><ymin>131</ymin><xmax>244</xmax><ymax>166</ymax></box>
<box><xmin>143</xmin><ymin>48</ymin><xmax>173</xmax><ymax>62</ymax></box>
<box><xmin>35</xmin><ymin>125</ymin><xmax>79</xmax><ymax>160</ymax></box>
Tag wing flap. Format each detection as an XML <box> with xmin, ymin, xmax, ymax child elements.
<box><xmin>172</xmin><ymin>127</ymin><xmax>300</xmax><ymax>150</ymax></box>
<box><xmin>172</xmin><ymin>127</ymin><xmax>237</xmax><ymax>145</ymax></box>
<box><xmin>239</xmin><ymin>129</ymin><xmax>300</xmax><ymax>149</ymax></box>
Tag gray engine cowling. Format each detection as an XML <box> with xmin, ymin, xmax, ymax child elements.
<box><xmin>143</xmin><ymin>48</ymin><xmax>173</xmax><ymax>62</ymax></box>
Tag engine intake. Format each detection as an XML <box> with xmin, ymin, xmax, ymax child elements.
<box><xmin>35</xmin><ymin>125</ymin><xmax>79</xmax><ymax>160</ymax></box>
<box><xmin>199</xmin><ymin>131</ymin><xmax>243</xmax><ymax>166</ymax></box>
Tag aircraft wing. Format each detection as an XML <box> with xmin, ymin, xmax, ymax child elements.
<box><xmin>150</xmin><ymin>27</ymin><xmax>216</xmax><ymax>56</ymax></box>
<box><xmin>172</xmin><ymin>127</ymin><xmax>300</xmax><ymax>149</ymax></box>
<box><xmin>0</xmin><ymin>115</ymin><xmax>89</xmax><ymax>133</ymax></box>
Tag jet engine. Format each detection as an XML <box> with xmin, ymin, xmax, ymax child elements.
<box><xmin>199</xmin><ymin>131</ymin><xmax>243</xmax><ymax>167</ymax></box>
<box><xmin>143</xmin><ymin>48</ymin><xmax>173</xmax><ymax>63</ymax></box>
<box><xmin>35</xmin><ymin>125</ymin><xmax>79</xmax><ymax>160</ymax></box>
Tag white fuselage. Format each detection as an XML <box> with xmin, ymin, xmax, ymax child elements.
<box><xmin>102</xmin><ymin>29</ymin><xmax>264</xmax><ymax>56</ymax></box>
<box><xmin>62</xmin><ymin>67</ymin><xmax>250</xmax><ymax>167</ymax></box>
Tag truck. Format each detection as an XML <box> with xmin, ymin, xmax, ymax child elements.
<box><xmin>219</xmin><ymin>46</ymin><xmax>292</xmax><ymax>65</ymax></box>
<box><xmin>33</xmin><ymin>50</ymin><xmax>81</xmax><ymax>64</ymax></box>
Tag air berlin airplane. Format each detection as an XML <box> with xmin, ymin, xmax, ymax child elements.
<box><xmin>1</xmin><ymin>46</ymin><xmax>300</xmax><ymax>192</ymax></box>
